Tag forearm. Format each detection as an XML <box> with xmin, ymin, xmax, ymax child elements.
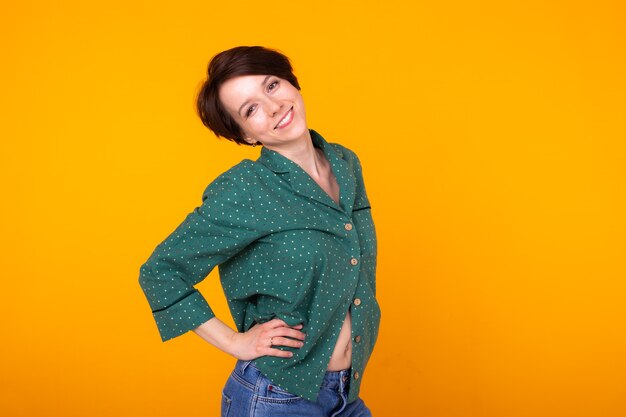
<box><xmin>193</xmin><ymin>316</ymin><xmax>238</xmax><ymax>356</ymax></box>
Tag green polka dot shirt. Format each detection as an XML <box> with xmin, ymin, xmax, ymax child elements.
<box><xmin>138</xmin><ymin>129</ymin><xmax>381</xmax><ymax>403</ymax></box>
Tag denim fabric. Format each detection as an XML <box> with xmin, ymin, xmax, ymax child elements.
<box><xmin>221</xmin><ymin>359</ymin><xmax>373</xmax><ymax>417</ymax></box>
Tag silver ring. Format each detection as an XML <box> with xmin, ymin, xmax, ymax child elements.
<box><xmin>270</xmin><ymin>337</ymin><xmax>274</xmax><ymax>346</ymax></box>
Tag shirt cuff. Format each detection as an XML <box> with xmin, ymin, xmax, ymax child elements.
<box><xmin>152</xmin><ymin>290</ymin><xmax>216</xmax><ymax>342</ymax></box>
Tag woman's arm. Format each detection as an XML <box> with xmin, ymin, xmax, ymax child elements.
<box><xmin>193</xmin><ymin>317</ymin><xmax>306</xmax><ymax>360</ymax></box>
<box><xmin>139</xmin><ymin>167</ymin><xmax>261</xmax><ymax>342</ymax></box>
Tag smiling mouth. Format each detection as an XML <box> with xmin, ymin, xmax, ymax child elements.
<box><xmin>274</xmin><ymin>107</ymin><xmax>294</xmax><ymax>129</ymax></box>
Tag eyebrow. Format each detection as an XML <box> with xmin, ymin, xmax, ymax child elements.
<box><xmin>237</xmin><ymin>75</ymin><xmax>272</xmax><ymax>117</ymax></box>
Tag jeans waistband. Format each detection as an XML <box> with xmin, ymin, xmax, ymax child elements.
<box><xmin>235</xmin><ymin>359</ymin><xmax>351</xmax><ymax>391</ymax></box>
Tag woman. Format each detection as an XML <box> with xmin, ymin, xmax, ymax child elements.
<box><xmin>138</xmin><ymin>46</ymin><xmax>381</xmax><ymax>417</ymax></box>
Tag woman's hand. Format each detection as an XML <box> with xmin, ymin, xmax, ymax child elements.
<box><xmin>228</xmin><ymin>318</ymin><xmax>306</xmax><ymax>360</ymax></box>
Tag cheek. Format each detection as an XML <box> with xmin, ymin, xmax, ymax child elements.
<box><xmin>296</xmin><ymin>97</ymin><xmax>307</xmax><ymax>117</ymax></box>
<box><xmin>294</xmin><ymin>91</ymin><xmax>306</xmax><ymax>109</ymax></box>
<box><xmin>248</xmin><ymin>115</ymin><xmax>270</xmax><ymax>133</ymax></box>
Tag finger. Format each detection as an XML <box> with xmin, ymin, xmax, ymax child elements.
<box><xmin>266</xmin><ymin>348</ymin><xmax>295</xmax><ymax>358</ymax></box>
<box><xmin>266</xmin><ymin>318</ymin><xmax>289</xmax><ymax>329</ymax></box>
<box><xmin>270</xmin><ymin>336</ymin><xmax>305</xmax><ymax>348</ymax></box>
<box><xmin>280</xmin><ymin>327</ymin><xmax>307</xmax><ymax>341</ymax></box>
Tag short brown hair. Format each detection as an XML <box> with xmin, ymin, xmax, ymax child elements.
<box><xmin>196</xmin><ymin>46</ymin><xmax>301</xmax><ymax>146</ymax></box>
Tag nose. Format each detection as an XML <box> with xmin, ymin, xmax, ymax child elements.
<box><xmin>265</xmin><ymin>97</ymin><xmax>282</xmax><ymax>117</ymax></box>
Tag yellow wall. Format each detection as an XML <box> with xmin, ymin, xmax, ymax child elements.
<box><xmin>2</xmin><ymin>1</ymin><xmax>625</xmax><ymax>416</ymax></box>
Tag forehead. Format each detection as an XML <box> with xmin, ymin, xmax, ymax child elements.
<box><xmin>218</xmin><ymin>74</ymin><xmax>269</xmax><ymax>112</ymax></box>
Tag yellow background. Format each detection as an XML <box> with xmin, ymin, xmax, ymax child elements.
<box><xmin>2</xmin><ymin>1</ymin><xmax>625</xmax><ymax>416</ymax></box>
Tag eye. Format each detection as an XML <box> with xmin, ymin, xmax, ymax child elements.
<box><xmin>267</xmin><ymin>80</ymin><xmax>279</xmax><ymax>91</ymax></box>
<box><xmin>246</xmin><ymin>104</ymin><xmax>256</xmax><ymax>117</ymax></box>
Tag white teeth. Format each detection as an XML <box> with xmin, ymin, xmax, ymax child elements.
<box><xmin>276</xmin><ymin>108</ymin><xmax>292</xmax><ymax>128</ymax></box>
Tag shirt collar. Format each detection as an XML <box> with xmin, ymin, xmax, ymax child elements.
<box><xmin>257</xmin><ymin>129</ymin><xmax>341</xmax><ymax>174</ymax></box>
<box><xmin>256</xmin><ymin>129</ymin><xmax>355</xmax><ymax>214</ymax></box>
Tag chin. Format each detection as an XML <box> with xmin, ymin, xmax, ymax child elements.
<box><xmin>285</xmin><ymin>122</ymin><xmax>309</xmax><ymax>140</ymax></box>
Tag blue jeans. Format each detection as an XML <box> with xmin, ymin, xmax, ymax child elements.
<box><xmin>221</xmin><ymin>359</ymin><xmax>373</xmax><ymax>417</ymax></box>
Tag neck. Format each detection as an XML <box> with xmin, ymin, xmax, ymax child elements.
<box><xmin>265</xmin><ymin>130</ymin><xmax>326</xmax><ymax>177</ymax></box>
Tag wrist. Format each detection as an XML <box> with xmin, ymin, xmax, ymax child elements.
<box><xmin>226</xmin><ymin>330</ymin><xmax>241</xmax><ymax>359</ymax></box>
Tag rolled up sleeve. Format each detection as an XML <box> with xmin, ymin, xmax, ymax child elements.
<box><xmin>138</xmin><ymin>167</ymin><xmax>260</xmax><ymax>342</ymax></box>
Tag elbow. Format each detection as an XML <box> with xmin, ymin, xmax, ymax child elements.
<box><xmin>138</xmin><ymin>262</ymin><xmax>153</xmax><ymax>291</ymax></box>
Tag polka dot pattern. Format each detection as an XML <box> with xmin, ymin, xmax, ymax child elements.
<box><xmin>138</xmin><ymin>129</ymin><xmax>380</xmax><ymax>403</ymax></box>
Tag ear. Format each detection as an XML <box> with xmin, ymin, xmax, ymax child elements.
<box><xmin>242</xmin><ymin>135</ymin><xmax>257</xmax><ymax>145</ymax></box>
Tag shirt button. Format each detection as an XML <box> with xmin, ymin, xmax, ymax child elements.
<box><xmin>353</xmin><ymin>298</ymin><xmax>361</xmax><ymax>306</ymax></box>
<box><xmin>355</xmin><ymin>335</ymin><xmax>361</xmax><ymax>343</ymax></box>
<box><xmin>350</xmin><ymin>257</ymin><xmax>359</xmax><ymax>266</ymax></box>
<box><xmin>354</xmin><ymin>371</ymin><xmax>360</xmax><ymax>380</ymax></box>
<box><xmin>344</xmin><ymin>223</ymin><xmax>353</xmax><ymax>231</ymax></box>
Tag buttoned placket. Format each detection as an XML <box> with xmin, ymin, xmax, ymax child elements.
<box><xmin>339</xmin><ymin>209</ymin><xmax>366</xmax><ymax>393</ymax></box>
<box><xmin>321</xmin><ymin>135</ymin><xmax>368</xmax><ymax>398</ymax></box>
<box><xmin>250</xmin><ymin>129</ymin><xmax>371</xmax><ymax>401</ymax></box>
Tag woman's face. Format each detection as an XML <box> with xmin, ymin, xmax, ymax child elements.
<box><xmin>218</xmin><ymin>74</ymin><xmax>309</xmax><ymax>149</ymax></box>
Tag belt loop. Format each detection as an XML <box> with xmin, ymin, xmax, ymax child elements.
<box><xmin>339</xmin><ymin>369</ymin><xmax>349</xmax><ymax>393</ymax></box>
<box><xmin>241</xmin><ymin>359</ymin><xmax>253</xmax><ymax>373</ymax></box>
